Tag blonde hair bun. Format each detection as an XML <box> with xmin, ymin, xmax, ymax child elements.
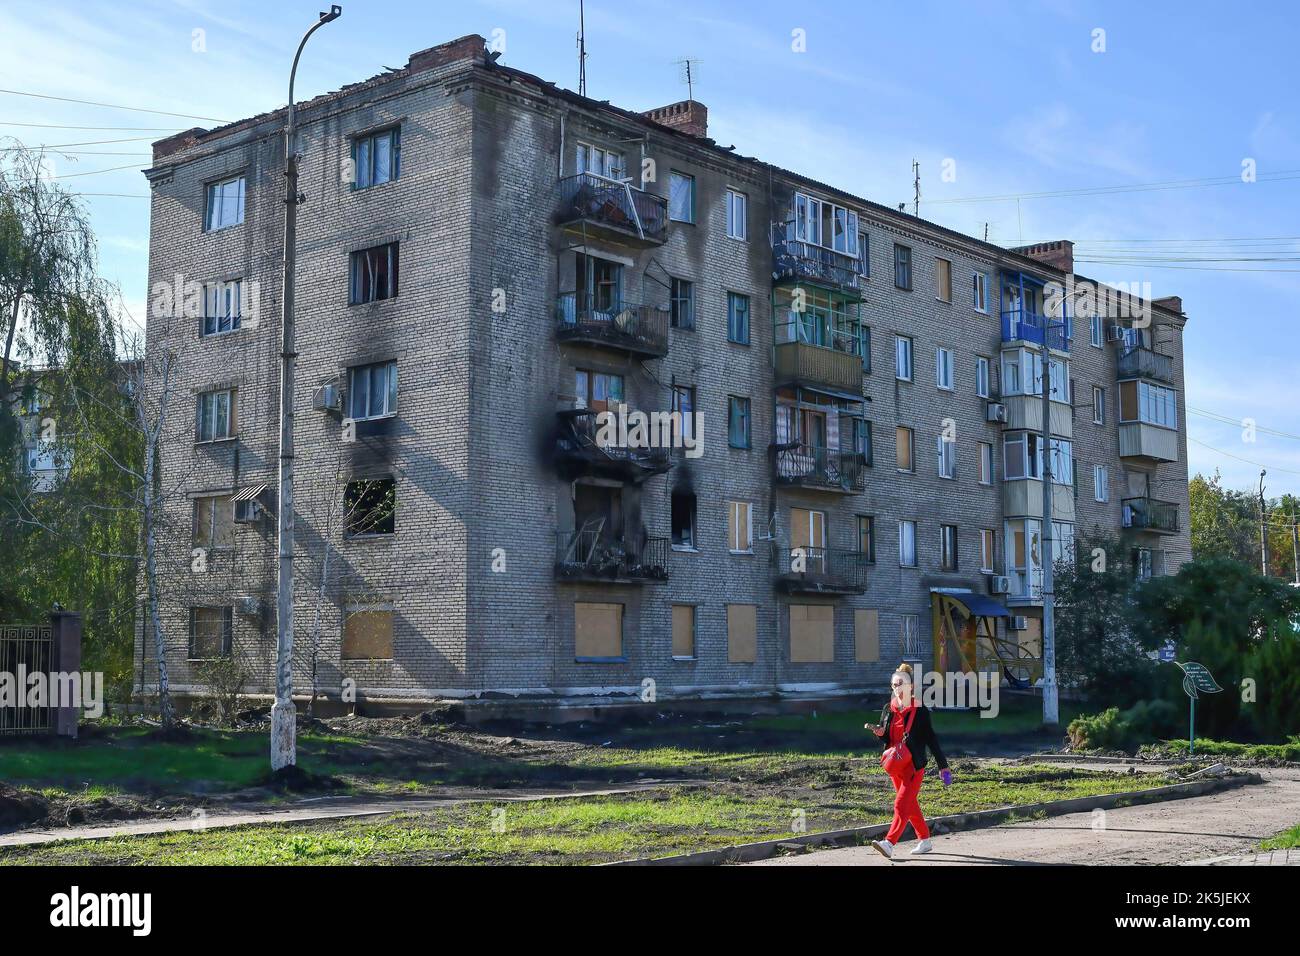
<box><xmin>896</xmin><ymin>662</ymin><xmax>913</xmax><ymax>676</ymax></box>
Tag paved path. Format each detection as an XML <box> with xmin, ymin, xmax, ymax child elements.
<box><xmin>752</xmin><ymin>768</ymin><xmax>1300</xmax><ymax>866</ymax></box>
<box><xmin>0</xmin><ymin>780</ymin><xmax>691</xmax><ymax>848</ymax></box>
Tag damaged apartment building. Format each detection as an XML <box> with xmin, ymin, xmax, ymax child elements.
<box><xmin>138</xmin><ymin>34</ymin><xmax>1192</xmax><ymax>714</ymax></box>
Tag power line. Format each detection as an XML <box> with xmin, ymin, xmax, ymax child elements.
<box><xmin>0</xmin><ymin>88</ymin><xmax>228</xmax><ymax>123</ymax></box>
<box><xmin>1</xmin><ymin>121</ymin><xmax>180</xmax><ymax>131</ymax></box>
<box><xmin>930</xmin><ymin>169</ymin><xmax>1300</xmax><ymax>205</ymax></box>
<box><xmin>48</xmin><ymin>162</ymin><xmax>145</xmax><ymax>179</ymax></box>
<box><xmin>1076</xmin><ymin>260</ymin><xmax>1300</xmax><ymax>273</ymax></box>
<box><xmin>0</xmin><ymin>136</ymin><xmax>160</xmax><ymax>149</ymax></box>
<box><xmin>1189</xmin><ymin>435</ymin><xmax>1300</xmax><ymax>476</ymax></box>
<box><xmin>1188</xmin><ymin>407</ymin><xmax>1300</xmax><ymax>442</ymax></box>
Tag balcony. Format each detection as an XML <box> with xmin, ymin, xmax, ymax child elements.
<box><xmin>1122</xmin><ymin>497</ymin><xmax>1180</xmax><ymax>535</ymax></box>
<box><xmin>1003</xmin><ymin>479</ymin><xmax>1076</xmax><ymax>524</ymax></box>
<box><xmin>999</xmin><ymin>394</ymin><xmax>1073</xmax><ymax>438</ymax></box>
<box><xmin>771</xmin><ymin>236</ymin><xmax>862</xmax><ymax>299</ymax></box>
<box><xmin>771</xmin><ymin>442</ymin><xmax>864</xmax><ymax>494</ymax></box>
<box><xmin>1118</xmin><ymin>422</ymin><xmax>1179</xmax><ymax>463</ymax></box>
<box><xmin>1006</xmin><ymin>568</ymin><xmax>1044</xmax><ymax>606</ymax></box>
<box><xmin>1001</xmin><ymin>309</ymin><xmax>1068</xmax><ymax>352</ymax></box>
<box><xmin>553</xmin><ymin>408</ymin><xmax>672</xmax><ymax>484</ymax></box>
<box><xmin>555</xmin><ymin>529</ymin><xmax>669</xmax><ymax>584</ymax></box>
<box><xmin>555</xmin><ymin>293</ymin><xmax>669</xmax><ymax>358</ymax></box>
<box><xmin>773</xmin><ymin>340</ymin><xmax>863</xmax><ymax>398</ymax></box>
<box><xmin>1117</xmin><ymin>346</ymin><xmax>1175</xmax><ymax>385</ymax></box>
<box><xmin>555</xmin><ymin>173</ymin><xmax>668</xmax><ymax>247</ymax></box>
<box><xmin>775</xmin><ymin>544</ymin><xmax>868</xmax><ymax>596</ymax></box>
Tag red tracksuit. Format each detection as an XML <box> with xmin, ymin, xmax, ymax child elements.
<box><xmin>884</xmin><ymin>702</ymin><xmax>929</xmax><ymax>844</ymax></box>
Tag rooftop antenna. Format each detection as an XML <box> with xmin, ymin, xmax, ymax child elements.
<box><xmin>675</xmin><ymin>57</ymin><xmax>701</xmax><ymax>100</ymax></box>
<box><xmin>577</xmin><ymin>0</ymin><xmax>588</xmax><ymax>97</ymax></box>
<box><xmin>912</xmin><ymin>158</ymin><xmax>921</xmax><ymax>217</ymax></box>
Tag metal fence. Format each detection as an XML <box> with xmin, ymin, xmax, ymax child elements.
<box><xmin>0</xmin><ymin>624</ymin><xmax>53</xmax><ymax>735</ymax></box>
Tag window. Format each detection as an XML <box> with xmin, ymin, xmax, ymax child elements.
<box><xmin>901</xmin><ymin>614</ymin><xmax>921</xmax><ymax>657</ymax></box>
<box><xmin>669</xmin><ymin>171</ymin><xmax>695</xmax><ymax>223</ymax></box>
<box><xmin>576</xmin><ymin>142</ymin><xmax>624</xmax><ymax>178</ymax></box>
<box><xmin>1090</xmin><ymin>313</ymin><xmax>1103</xmax><ymax>348</ymax></box>
<box><xmin>789</xmin><ymin>605</ymin><xmax>835</xmax><ymax>663</ymax></box>
<box><xmin>1119</xmin><ymin>380</ymin><xmax>1178</xmax><ymax>428</ymax></box>
<box><xmin>189</xmin><ymin>607</ymin><xmax>232</xmax><ymax>659</ymax></box>
<box><xmin>896</xmin><ymin>426</ymin><xmax>915</xmax><ymax>472</ymax></box>
<box><xmin>1004</xmin><ymin>432</ymin><xmax>1040</xmax><ymax>481</ymax></box>
<box><xmin>976</xmin><ymin>356</ymin><xmax>991</xmax><ymax>398</ymax></box>
<box><xmin>352</xmin><ymin>126</ymin><xmax>400</xmax><ymax>189</ymax></box>
<box><xmin>350</xmin><ymin>242</ymin><xmax>399</xmax><ymax>303</ymax></box>
<box><xmin>727</xmin><ymin>604</ymin><xmax>757</xmax><ymax>663</ymax></box>
<box><xmin>978</xmin><ymin>441</ymin><xmax>993</xmax><ymax>485</ymax></box>
<box><xmin>937</xmin><ymin>435</ymin><xmax>956</xmax><ymax>479</ymax></box>
<box><xmin>575</xmin><ymin>602</ymin><xmax>623</xmax><ymax>659</ymax></box>
<box><xmin>341</xmin><ymin>608</ymin><xmax>394</xmax><ymax>660</ymax></box>
<box><xmin>858</xmin><ymin>231</ymin><xmax>870</xmax><ymax>277</ymax></box>
<box><xmin>344</xmin><ymin>478</ymin><xmax>396</xmax><ymax>536</ymax></box>
<box><xmin>575</xmin><ymin>369</ymin><xmax>624</xmax><ymax>410</ymax></box>
<box><xmin>728</xmin><ymin>500</ymin><xmax>753</xmax><ymax>553</ymax></box>
<box><xmin>1048</xmin><ymin>438</ymin><xmax>1074</xmax><ymax>486</ymax></box>
<box><xmin>935</xmin><ymin>258</ymin><xmax>952</xmax><ymax>302</ymax></box>
<box><xmin>727</xmin><ymin>292</ymin><xmax>750</xmax><ymax>344</ymax></box>
<box><xmin>202</xmin><ymin>279</ymin><xmax>242</xmax><ymax>336</ymax></box>
<box><xmin>898</xmin><ymin>519</ymin><xmax>917</xmax><ymax>567</ymax></box>
<box><xmin>979</xmin><ymin>529</ymin><xmax>996</xmax><ymax>572</ymax></box>
<box><xmin>670</xmin><ymin>277</ymin><xmax>694</xmax><ymax>329</ymax></box>
<box><xmin>1094</xmin><ymin>465</ymin><xmax>1109</xmax><ymax>502</ymax></box>
<box><xmin>1001</xmin><ymin>348</ymin><xmax>1070</xmax><ymax>402</ymax></box>
<box><xmin>895</xmin><ymin>335</ymin><xmax>913</xmax><ymax>381</ymax></box>
<box><xmin>973</xmin><ymin>272</ymin><xmax>989</xmax><ymax>313</ymax></box>
<box><xmin>852</xmin><ymin>418</ymin><xmax>873</xmax><ymax>465</ymax></box>
<box><xmin>671</xmin><ymin>490</ymin><xmax>696</xmax><ymax>549</ymax></box>
<box><xmin>196</xmin><ymin>389</ymin><xmax>236</xmax><ymax>442</ymax></box>
<box><xmin>672</xmin><ymin>605</ymin><xmax>696</xmax><ymax>659</ymax></box>
<box><xmin>725</xmin><ymin>189</ymin><xmax>747</xmax><ymax>239</ymax></box>
<box><xmin>204</xmin><ymin>175</ymin><xmax>245</xmax><ymax>231</ymax></box>
<box><xmin>727</xmin><ymin>396</ymin><xmax>751</xmax><ymax>449</ymax></box>
<box><xmin>940</xmin><ymin>524</ymin><xmax>958</xmax><ymax>571</ymax></box>
<box><xmin>894</xmin><ymin>244</ymin><xmax>913</xmax><ymax>290</ymax></box>
<box><xmin>857</xmin><ymin>515</ymin><xmax>876</xmax><ymax>562</ymax></box>
<box><xmin>935</xmin><ymin>347</ymin><xmax>954</xmax><ymax>390</ymax></box>
<box><xmin>792</xmin><ymin>192</ymin><xmax>859</xmax><ymax>255</ymax></box>
<box><xmin>1133</xmin><ymin>548</ymin><xmax>1166</xmax><ymax>582</ymax></box>
<box><xmin>348</xmin><ymin>361</ymin><xmax>398</xmax><ymax>420</ymax></box>
<box><xmin>671</xmin><ymin>385</ymin><xmax>695</xmax><ymax>445</ymax></box>
<box><xmin>1092</xmin><ymin>385</ymin><xmax>1106</xmax><ymax>425</ymax></box>
<box><xmin>193</xmin><ymin>495</ymin><xmax>234</xmax><ymax>550</ymax></box>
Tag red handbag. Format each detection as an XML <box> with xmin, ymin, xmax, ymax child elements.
<box><xmin>880</xmin><ymin>704</ymin><xmax>917</xmax><ymax>784</ymax></box>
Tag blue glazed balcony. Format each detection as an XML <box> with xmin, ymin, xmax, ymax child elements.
<box><xmin>1001</xmin><ymin>308</ymin><xmax>1068</xmax><ymax>351</ymax></box>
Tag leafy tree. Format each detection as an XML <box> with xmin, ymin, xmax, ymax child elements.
<box><xmin>1189</xmin><ymin>471</ymin><xmax>1258</xmax><ymax>565</ymax></box>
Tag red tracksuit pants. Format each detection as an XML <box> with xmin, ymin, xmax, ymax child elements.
<box><xmin>885</xmin><ymin>767</ymin><xmax>929</xmax><ymax>844</ymax></box>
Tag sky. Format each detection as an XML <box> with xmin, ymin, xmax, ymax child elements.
<box><xmin>2</xmin><ymin>0</ymin><xmax>1298</xmax><ymax>497</ymax></box>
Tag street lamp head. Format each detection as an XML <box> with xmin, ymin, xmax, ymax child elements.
<box><xmin>320</xmin><ymin>5</ymin><xmax>342</xmax><ymax>23</ymax></box>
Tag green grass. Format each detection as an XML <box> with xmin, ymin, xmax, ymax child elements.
<box><xmin>747</xmin><ymin>695</ymin><xmax>1086</xmax><ymax>739</ymax></box>
<box><xmin>1259</xmin><ymin>823</ymin><xmax>1300</xmax><ymax>852</ymax></box>
<box><xmin>1143</xmin><ymin>738</ymin><xmax>1300</xmax><ymax>763</ymax></box>
<box><xmin>0</xmin><ymin>764</ymin><xmax>1181</xmax><ymax>866</ymax></box>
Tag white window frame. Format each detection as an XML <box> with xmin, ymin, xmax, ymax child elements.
<box><xmin>935</xmin><ymin>347</ymin><xmax>954</xmax><ymax>390</ymax></box>
<box><xmin>205</xmin><ymin>175</ymin><xmax>245</xmax><ymax>232</ymax></box>
<box><xmin>1090</xmin><ymin>313</ymin><xmax>1103</xmax><ymax>348</ymax></box>
<box><xmin>937</xmin><ymin>435</ymin><xmax>956</xmax><ymax>479</ymax></box>
<box><xmin>1092</xmin><ymin>385</ymin><xmax>1106</xmax><ymax>425</ymax></box>
<box><xmin>1094</xmin><ymin>464</ymin><xmax>1109</xmax><ymax>502</ymax></box>
<box><xmin>669</xmin><ymin>171</ymin><xmax>695</xmax><ymax>223</ymax></box>
<box><xmin>940</xmin><ymin>524</ymin><xmax>958</xmax><ymax>570</ymax></box>
<box><xmin>976</xmin><ymin>356</ymin><xmax>991</xmax><ymax>398</ymax></box>
<box><xmin>898</xmin><ymin>519</ymin><xmax>917</xmax><ymax>568</ymax></box>
<box><xmin>728</xmin><ymin>500</ymin><xmax>754</xmax><ymax>554</ymax></box>
<box><xmin>725</xmin><ymin>188</ymin><xmax>748</xmax><ymax>240</ymax></box>
<box><xmin>979</xmin><ymin>529</ymin><xmax>996</xmax><ymax>572</ymax></box>
<box><xmin>973</xmin><ymin>272</ymin><xmax>989</xmax><ymax>313</ymax></box>
<box><xmin>196</xmin><ymin>389</ymin><xmax>235</xmax><ymax>443</ymax></box>
<box><xmin>202</xmin><ymin>279</ymin><xmax>243</xmax><ymax>337</ymax></box>
<box><xmin>978</xmin><ymin>441</ymin><xmax>993</xmax><ymax>485</ymax></box>
<box><xmin>576</xmin><ymin>142</ymin><xmax>624</xmax><ymax>179</ymax></box>
<box><xmin>347</xmin><ymin>360</ymin><xmax>398</xmax><ymax>421</ymax></box>
<box><xmin>895</xmin><ymin>335</ymin><xmax>913</xmax><ymax>381</ymax></box>
<box><xmin>793</xmin><ymin>191</ymin><xmax>859</xmax><ymax>256</ymax></box>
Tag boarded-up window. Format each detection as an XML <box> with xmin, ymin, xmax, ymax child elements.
<box><xmin>575</xmin><ymin>602</ymin><xmax>623</xmax><ymax>659</ymax></box>
<box><xmin>727</xmin><ymin>500</ymin><xmax>753</xmax><ymax>552</ymax></box>
<box><xmin>936</xmin><ymin>257</ymin><xmax>952</xmax><ymax>302</ymax></box>
<box><xmin>727</xmin><ymin>604</ymin><xmax>757</xmax><ymax>663</ymax></box>
<box><xmin>671</xmin><ymin>604</ymin><xmax>696</xmax><ymax>658</ymax></box>
<box><xmin>790</xmin><ymin>604</ymin><xmax>834</xmax><ymax>662</ymax></box>
<box><xmin>855</xmin><ymin>609</ymin><xmax>880</xmax><ymax>662</ymax></box>
<box><xmin>342</xmin><ymin>609</ymin><xmax>394</xmax><ymax>660</ymax></box>
<box><xmin>896</xmin><ymin>426</ymin><xmax>914</xmax><ymax>471</ymax></box>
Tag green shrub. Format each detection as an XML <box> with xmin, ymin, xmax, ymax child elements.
<box><xmin>1067</xmin><ymin>700</ymin><xmax>1182</xmax><ymax>753</ymax></box>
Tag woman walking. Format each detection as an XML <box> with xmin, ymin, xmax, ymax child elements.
<box><xmin>866</xmin><ymin>662</ymin><xmax>951</xmax><ymax>859</ymax></box>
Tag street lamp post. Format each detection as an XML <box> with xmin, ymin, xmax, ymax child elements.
<box><xmin>272</xmin><ymin>4</ymin><xmax>342</xmax><ymax>772</ymax></box>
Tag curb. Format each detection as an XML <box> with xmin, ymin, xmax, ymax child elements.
<box><xmin>608</xmin><ymin>772</ymin><xmax>1263</xmax><ymax>866</ymax></box>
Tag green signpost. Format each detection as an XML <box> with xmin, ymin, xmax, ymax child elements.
<box><xmin>1172</xmin><ymin>661</ymin><xmax>1223</xmax><ymax>754</ymax></box>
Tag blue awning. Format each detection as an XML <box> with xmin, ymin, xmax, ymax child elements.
<box><xmin>933</xmin><ymin>589</ymin><xmax>1011</xmax><ymax>618</ymax></box>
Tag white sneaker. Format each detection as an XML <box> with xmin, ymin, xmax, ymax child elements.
<box><xmin>870</xmin><ymin>839</ymin><xmax>895</xmax><ymax>860</ymax></box>
<box><xmin>910</xmin><ymin>838</ymin><xmax>933</xmax><ymax>855</ymax></box>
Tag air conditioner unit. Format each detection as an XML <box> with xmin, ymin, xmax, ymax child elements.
<box><xmin>312</xmin><ymin>382</ymin><xmax>342</xmax><ymax>413</ymax></box>
<box><xmin>985</xmin><ymin>402</ymin><xmax>1007</xmax><ymax>423</ymax></box>
<box><xmin>1008</xmin><ymin>615</ymin><xmax>1028</xmax><ymax>631</ymax></box>
<box><xmin>236</xmin><ymin>596</ymin><xmax>261</xmax><ymax>618</ymax></box>
<box><xmin>1106</xmin><ymin>324</ymin><xmax>1125</xmax><ymax>342</ymax></box>
<box><xmin>989</xmin><ymin>575</ymin><xmax>1011</xmax><ymax>595</ymax></box>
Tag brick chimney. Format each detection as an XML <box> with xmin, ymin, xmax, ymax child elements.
<box><xmin>1153</xmin><ymin>295</ymin><xmax>1183</xmax><ymax>314</ymax></box>
<box><xmin>641</xmin><ymin>100</ymin><xmax>708</xmax><ymax>138</ymax></box>
<box><xmin>407</xmin><ymin>34</ymin><xmax>487</xmax><ymax>74</ymax></box>
<box><xmin>1011</xmin><ymin>239</ymin><xmax>1074</xmax><ymax>275</ymax></box>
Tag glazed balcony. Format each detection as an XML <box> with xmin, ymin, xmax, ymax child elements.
<box><xmin>1117</xmin><ymin>346</ymin><xmax>1175</xmax><ymax>385</ymax></box>
<box><xmin>771</xmin><ymin>236</ymin><xmax>862</xmax><ymax>298</ymax></box>
<box><xmin>1001</xmin><ymin>308</ymin><xmax>1068</xmax><ymax>352</ymax></box>
<box><xmin>555</xmin><ymin>173</ymin><xmax>668</xmax><ymax>247</ymax></box>
<box><xmin>1122</xmin><ymin>497</ymin><xmax>1180</xmax><ymax>535</ymax></box>
<box><xmin>775</xmin><ymin>543</ymin><xmax>868</xmax><ymax>596</ymax></box>
<box><xmin>555</xmin><ymin>292</ymin><xmax>670</xmax><ymax>358</ymax></box>
<box><xmin>553</xmin><ymin>408</ymin><xmax>672</xmax><ymax>484</ymax></box>
<box><xmin>771</xmin><ymin>442</ymin><xmax>864</xmax><ymax>494</ymax></box>
<box><xmin>554</xmin><ymin>529</ymin><xmax>669</xmax><ymax>584</ymax></box>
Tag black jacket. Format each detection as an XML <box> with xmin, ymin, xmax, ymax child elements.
<box><xmin>873</xmin><ymin>702</ymin><xmax>948</xmax><ymax>772</ymax></box>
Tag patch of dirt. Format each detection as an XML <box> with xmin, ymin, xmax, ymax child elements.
<box><xmin>0</xmin><ymin>784</ymin><xmax>49</xmax><ymax>828</ymax></box>
<box><xmin>1</xmin><ymin>783</ymin><xmax>197</xmax><ymax>832</ymax></box>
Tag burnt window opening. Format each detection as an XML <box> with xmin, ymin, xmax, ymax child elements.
<box><xmin>344</xmin><ymin>478</ymin><xmax>396</xmax><ymax>536</ymax></box>
<box><xmin>671</xmin><ymin>490</ymin><xmax>696</xmax><ymax>549</ymax></box>
<box><xmin>350</xmin><ymin>242</ymin><xmax>399</xmax><ymax>304</ymax></box>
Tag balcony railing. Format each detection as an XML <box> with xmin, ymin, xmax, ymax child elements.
<box><xmin>553</xmin><ymin>408</ymin><xmax>672</xmax><ymax>483</ymax></box>
<box><xmin>772</xmin><ymin>442</ymin><xmax>864</xmax><ymax>493</ymax></box>
<box><xmin>771</xmin><ymin>235</ymin><xmax>861</xmax><ymax>296</ymax></box>
<box><xmin>1001</xmin><ymin>309</ymin><xmax>1068</xmax><ymax>351</ymax></box>
<box><xmin>556</xmin><ymin>173</ymin><xmax>668</xmax><ymax>244</ymax></box>
<box><xmin>773</xmin><ymin>340</ymin><xmax>863</xmax><ymax>395</ymax></box>
<box><xmin>555</xmin><ymin>292</ymin><xmax>670</xmax><ymax>357</ymax></box>
<box><xmin>1007</xmin><ymin>566</ymin><xmax>1044</xmax><ymax>602</ymax></box>
<box><xmin>776</xmin><ymin>544</ymin><xmax>868</xmax><ymax>594</ymax></box>
<box><xmin>1117</xmin><ymin>346</ymin><xmax>1175</xmax><ymax>384</ymax></box>
<box><xmin>1122</xmin><ymin>497</ymin><xmax>1180</xmax><ymax>534</ymax></box>
<box><xmin>555</xmin><ymin>529</ymin><xmax>669</xmax><ymax>583</ymax></box>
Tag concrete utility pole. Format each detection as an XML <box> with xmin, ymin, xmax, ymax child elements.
<box><xmin>1258</xmin><ymin>470</ymin><xmax>1268</xmax><ymax>579</ymax></box>
<box><xmin>1039</xmin><ymin>323</ymin><xmax>1058</xmax><ymax>727</ymax></box>
<box><xmin>272</xmin><ymin>4</ymin><xmax>342</xmax><ymax>773</ymax></box>
<box><xmin>1291</xmin><ymin>501</ymin><xmax>1299</xmax><ymax>586</ymax></box>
